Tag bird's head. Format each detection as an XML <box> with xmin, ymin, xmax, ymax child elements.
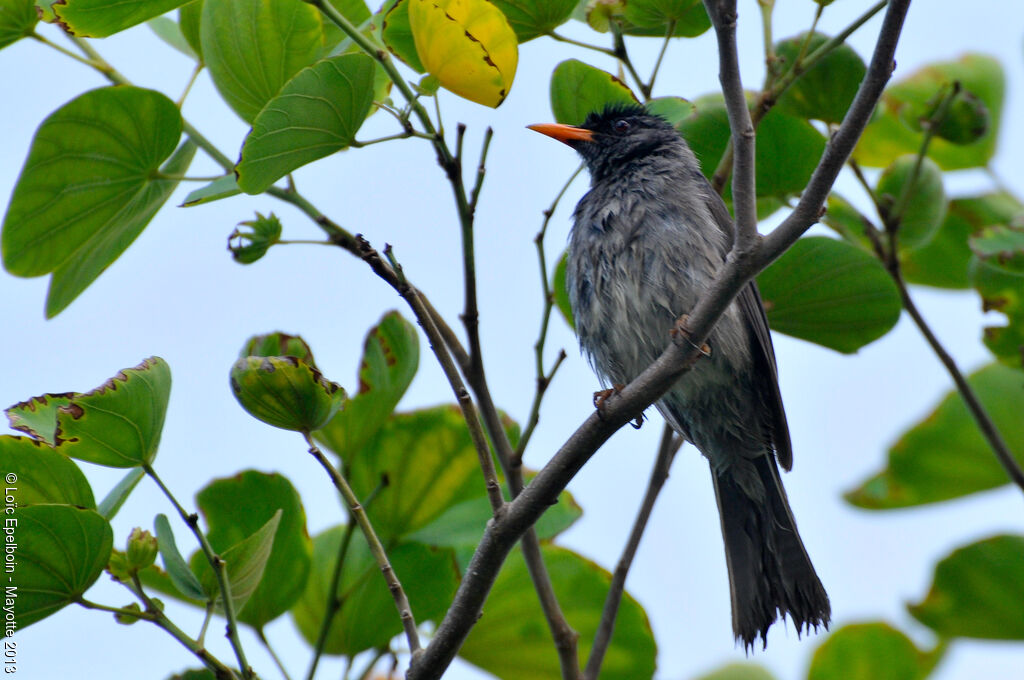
<box><xmin>528</xmin><ymin>104</ymin><xmax>684</xmax><ymax>182</ymax></box>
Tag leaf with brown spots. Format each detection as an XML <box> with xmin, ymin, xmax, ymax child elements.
<box><xmin>50</xmin><ymin>357</ymin><xmax>172</xmax><ymax>468</ymax></box>
<box><xmin>315</xmin><ymin>311</ymin><xmax>419</xmax><ymax>462</ymax></box>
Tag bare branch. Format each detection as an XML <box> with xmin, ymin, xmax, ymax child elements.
<box><xmin>407</xmin><ymin>3</ymin><xmax>912</xmax><ymax>677</ymax></box>
<box><xmin>704</xmin><ymin>0</ymin><xmax>759</xmax><ymax>250</ymax></box>
<box><xmin>584</xmin><ymin>425</ymin><xmax>682</xmax><ymax>679</ymax></box>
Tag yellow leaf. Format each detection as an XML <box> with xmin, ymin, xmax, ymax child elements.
<box><xmin>409</xmin><ymin>0</ymin><xmax>518</xmax><ymax>108</ymax></box>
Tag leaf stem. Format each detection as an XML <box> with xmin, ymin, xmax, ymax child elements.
<box><xmin>257</xmin><ymin>629</ymin><xmax>293</xmax><ymax>680</ymax></box>
<box><xmin>643</xmin><ymin>20</ymin><xmax>676</xmax><ymax>99</ymax></box>
<box><xmin>143</xmin><ymin>464</ymin><xmax>253</xmax><ymax>678</ymax></box>
<box><xmin>545</xmin><ymin>31</ymin><xmax>618</xmax><ymax>58</ymax></box>
<box><xmin>302</xmin><ymin>434</ymin><xmax>422</xmax><ymax>654</ymax></box>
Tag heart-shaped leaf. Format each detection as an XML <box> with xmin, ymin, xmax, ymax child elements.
<box><xmin>549</xmin><ymin>59</ymin><xmax>637</xmax><ymax>126</ymax></box>
<box><xmin>236</xmin><ymin>53</ymin><xmax>376</xmax><ymax>194</ymax></box>
<box><xmin>201</xmin><ymin>0</ymin><xmax>324</xmax><ymax>122</ymax></box>
<box><xmin>757</xmin><ymin>237</ymin><xmax>902</xmax><ymax>353</ymax></box>
<box><xmin>845</xmin><ymin>363</ymin><xmax>1024</xmax><ymax>508</ymax></box>
<box><xmin>196</xmin><ymin>471</ymin><xmax>312</xmax><ymax>628</ymax></box>
<box><xmin>0</xmin><ymin>435</ymin><xmax>94</xmax><ymax>507</ymax></box>
<box><xmin>54</xmin><ymin>357</ymin><xmax>172</xmax><ymax>468</ymax></box>
<box><xmin>409</xmin><ymin>0</ymin><xmax>518</xmax><ymax>107</ymax></box>
<box><xmin>11</xmin><ymin>505</ymin><xmax>113</xmax><ymax>628</ymax></box>
<box><xmin>1</xmin><ymin>87</ymin><xmax>188</xmax><ymax>317</ymax></box>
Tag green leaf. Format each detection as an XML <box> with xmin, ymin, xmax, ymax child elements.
<box><xmin>552</xmin><ymin>249</ymin><xmax>575</xmax><ymax>330</ymax></box>
<box><xmin>240</xmin><ymin>331</ymin><xmax>316</xmax><ymax>362</ymax></box>
<box><xmin>489</xmin><ymin>0</ymin><xmax>576</xmax><ymax>42</ymax></box>
<box><xmin>821</xmin><ymin>193</ymin><xmax>873</xmax><ymax>252</ymax></box>
<box><xmin>406</xmin><ymin>472</ymin><xmax>582</xmax><ymax>570</ymax></box>
<box><xmin>845</xmin><ymin>363</ymin><xmax>1024</xmax><ymax>508</ymax></box>
<box><xmin>409</xmin><ymin>0</ymin><xmax>518</xmax><ymax>108</ymax></box>
<box><xmin>772</xmin><ymin>32</ymin><xmax>866</xmax><ymax>124</ymax></box>
<box><xmin>53</xmin><ymin>0</ymin><xmax>191</xmax><ymax>37</ymax></box>
<box><xmin>645</xmin><ymin>96</ymin><xmax>695</xmax><ymax>127</ymax></box>
<box><xmin>290</xmin><ymin>528</ymin><xmax>459</xmax><ymax>655</ymax></box>
<box><xmin>0</xmin><ymin>435</ymin><xmax>95</xmax><ymax>507</ymax></box>
<box><xmin>344</xmin><ymin>406</ymin><xmax>500</xmax><ymax>541</ymax></box>
<box><xmin>228</xmin><ymin>212</ymin><xmax>282</xmax><ymax>264</ymax></box>
<box><xmin>1</xmin><ymin>86</ymin><xmax>187</xmax><ymax>317</ymax></box>
<box><xmin>230</xmin><ymin>355</ymin><xmax>345</xmax><ymax>433</ymax></box>
<box><xmin>693</xmin><ymin>663</ymin><xmax>777</xmax><ymax>680</ymax></box>
<box><xmin>676</xmin><ymin>93</ymin><xmax>826</xmax><ymax>203</ymax></box>
<box><xmin>46</xmin><ymin>138</ymin><xmax>196</xmax><ymax>317</ymax></box>
<box><xmin>808</xmin><ymin>622</ymin><xmax>942</xmax><ymax>680</ymax></box>
<box><xmin>757</xmin><ymin>237</ymin><xmax>902</xmax><ymax>353</ymax></box>
<box><xmin>5</xmin><ymin>392</ymin><xmax>74</xmax><ymax>445</ymax></box>
<box><xmin>97</xmin><ymin>468</ymin><xmax>145</xmax><ymax>520</ymax></box>
<box><xmin>459</xmin><ymin>545</ymin><xmax>656</xmax><ymax>680</ymax></box>
<box><xmin>381</xmin><ymin>0</ymin><xmax>424</xmax><ymax>72</ymax></box>
<box><xmin>549</xmin><ymin>59</ymin><xmax>638</xmax><ymax>126</ymax></box>
<box><xmin>316</xmin><ymin>310</ymin><xmax>419</xmax><ymax>460</ymax></box>
<box><xmin>178</xmin><ymin>0</ymin><xmax>202</xmax><ymax>61</ymax></box>
<box><xmin>971</xmin><ymin>255</ymin><xmax>1024</xmax><ymax>367</ymax></box>
<box><xmin>196</xmin><ymin>471</ymin><xmax>312</xmax><ymax>628</ymax></box>
<box><xmin>854</xmin><ymin>54</ymin><xmax>1005</xmax><ymax>170</ymax></box>
<box><xmin>620</xmin><ymin>0</ymin><xmax>710</xmax><ymax>38</ymax></box>
<box><xmin>154</xmin><ymin>514</ymin><xmax>207</xmax><ymax>601</ymax></box>
<box><xmin>909</xmin><ymin>535</ymin><xmax>1024</xmax><ymax>640</ymax></box>
<box><xmin>11</xmin><ymin>505</ymin><xmax>113</xmax><ymax>628</ymax></box>
<box><xmin>55</xmin><ymin>357</ymin><xmax>172</xmax><ymax>468</ymax></box>
<box><xmin>182</xmin><ymin>174</ymin><xmax>241</xmax><ymax>206</ymax></box>
<box><xmin>875</xmin><ymin>155</ymin><xmax>947</xmax><ymax>249</ymax></box>
<box><xmin>236</xmin><ymin>53</ymin><xmax>376</xmax><ymax>194</ymax></box>
<box><xmin>201</xmin><ymin>0</ymin><xmax>325</xmax><ymax>122</ymax></box>
<box><xmin>0</xmin><ymin>0</ymin><xmax>38</xmax><ymax>49</ymax></box>
<box><xmin>193</xmin><ymin>510</ymin><xmax>282</xmax><ymax>615</ymax></box>
<box><xmin>970</xmin><ymin>223</ymin><xmax>1024</xmax><ymax>275</ymax></box>
<box><xmin>148</xmin><ymin>15</ymin><xmax>197</xmax><ymax>60</ymax></box>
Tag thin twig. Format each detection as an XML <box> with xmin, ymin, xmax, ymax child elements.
<box><xmin>516</xmin><ymin>164</ymin><xmax>584</xmax><ymax>459</ymax></box>
<box><xmin>704</xmin><ymin>0</ymin><xmax>759</xmax><ymax>251</ymax></box>
<box><xmin>143</xmin><ymin>464</ymin><xmax>253</xmax><ymax>678</ymax></box>
<box><xmin>303</xmin><ymin>434</ymin><xmax>422</xmax><ymax>655</ymax></box>
<box><xmin>407</xmin><ymin>4</ymin><xmax>911</xmax><ymax>677</ymax></box>
<box><xmin>257</xmin><ymin>629</ymin><xmax>293</xmax><ymax>680</ymax></box>
<box><xmin>643</xmin><ymin>20</ymin><xmax>677</xmax><ymax>99</ymax></box>
<box><xmin>893</xmin><ymin>274</ymin><xmax>1024</xmax><ymax>492</ymax></box>
<box><xmin>710</xmin><ymin>0</ymin><xmax>889</xmax><ymax>193</ymax></box>
<box><xmin>584</xmin><ymin>424</ymin><xmax>682</xmax><ymax>680</ymax></box>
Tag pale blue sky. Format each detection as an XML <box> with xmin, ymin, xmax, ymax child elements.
<box><xmin>2</xmin><ymin>2</ymin><xmax>1022</xmax><ymax>679</ymax></box>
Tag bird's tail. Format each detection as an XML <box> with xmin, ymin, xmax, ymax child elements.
<box><xmin>711</xmin><ymin>454</ymin><xmax>830</xmax><ymax>650</ymax></box>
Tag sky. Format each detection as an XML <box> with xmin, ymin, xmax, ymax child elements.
<box><xmin>2</xmin><ymin>1</ymin><xmax>1023</xmax><ymax>679</ymax></box>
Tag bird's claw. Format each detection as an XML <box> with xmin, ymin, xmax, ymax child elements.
<box><xmin>671</xmin><ymin>314</ymin><xmax>712</xmax><ymax>357</ymax></box>
<box><xmin>593</xmin><ymin>385</ymin><xmax>645</xmax><ymax>428</ymax></box>
<box><xmin>593</xmin><ymin>385</ymin><xmax>624</xmax><ymax>411</ymax></box>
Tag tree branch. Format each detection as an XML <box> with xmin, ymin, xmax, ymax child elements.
<box><xmin>704</xmin><ymin>0</ymin><xmax>759</xmax><ymax>250</ymax></box>
<box><xmin>406</xmin><ymin>3</ymin><xmax>912</xmax><ymax>677</ymax></box>
<box><xmin>584</xmin><ymin>424</ymin><xmax>682</xmax><ymax>679</ymax></box>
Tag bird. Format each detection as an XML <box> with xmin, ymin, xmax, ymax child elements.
<box><xmin>528</xmin><ymin>103</ymin><xmax>830</xmax><ymax>650</ymax></box>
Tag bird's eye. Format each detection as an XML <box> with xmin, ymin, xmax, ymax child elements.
<box><xmin>612</xmin><ymin>119</ymin><xmax>631</xmax><ymax>133</ymax></box>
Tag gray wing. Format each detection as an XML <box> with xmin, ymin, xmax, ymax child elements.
<box><xmin>703</xmin><ymin>190</ymin><xmax>794</xmax><ymax>470</ymax></box>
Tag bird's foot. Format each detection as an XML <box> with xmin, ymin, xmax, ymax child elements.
<box><xmin>593</xmin><ymin>385</ymin><xmax>645</xmax><ymax>428</ymax></box>
<box><xmin>593</xmin><ymin>384</ymin><xmax>624</xmax><ymax>411</ymax></box>
<box><xmin>671</xmin><ymin>314</ymin><xmax>712</xmax><ymax>357</ymax></box>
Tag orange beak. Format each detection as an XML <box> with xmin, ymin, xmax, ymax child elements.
<box><xmin>527</xmin><ymin>123</ymin><xmax>594</xmax><ymax>145</ymax></box>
